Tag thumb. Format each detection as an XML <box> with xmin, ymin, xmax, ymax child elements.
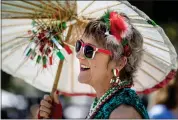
<box><xmin>53</xmin><ymin>90</ymin><xmax>60</xmax><ymax>104</ymax></box>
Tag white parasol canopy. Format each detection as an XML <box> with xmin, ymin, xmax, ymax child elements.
<box><xmin>1</xmin><ymin>1</ymin><xmax>177</xmax><ymax>96</ymax></box>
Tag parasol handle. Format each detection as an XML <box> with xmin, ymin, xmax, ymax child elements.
<box><xmin>50</xmin><ymin>24</ymin><xmax>73</xmax><ymax>98</ymax></box>
<box><xmin>50</xmin><ymin>60</ymin><xmax>64</xmax><ymax>98</ymax></box>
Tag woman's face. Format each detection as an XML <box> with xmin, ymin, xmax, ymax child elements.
<box><xmin>76</xmin><ymin>35</ymin><xmax>113</xmax><ymax>87</ymax></box>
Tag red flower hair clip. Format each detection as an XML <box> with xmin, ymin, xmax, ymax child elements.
<box><xmin>101</xmin><ymin>10</ymin><xmax>132</xmax><ymax>57</ymax></box>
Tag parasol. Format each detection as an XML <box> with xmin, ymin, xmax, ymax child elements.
<box><xmin>1</xmin><ymin>1</ymin><xmax>177</xmax><ymax>96</ymax></box>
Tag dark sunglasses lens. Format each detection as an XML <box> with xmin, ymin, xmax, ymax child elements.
<box><xmin>75</xmin><ymin>41</ymin><xmax>81</xmax><ymax>52</ymax></box>
<box><xmin>84</xmin><ymin>45</ymin><xmax>94</xmax><ymax>58</ymax></box>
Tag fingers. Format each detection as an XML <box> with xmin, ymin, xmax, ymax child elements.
<box><xmin>38</xmin><ymin>91</ymin><xmax>60</xmax><ymax>119</ymax></box>
<box><xmin>53</xmin><ymin>90</ymin><xmax>60</xmax><ymax>104</ymax></box>
<box><xmin>38</xmin><ymin>94</ymin><xmax>53</xmax><ymax>119</ymax></box>
<box><xmin>43</xmin><ymin>95</ymin><xmax>52</xmax><ymax>103</ymax></box>
<box><xmin>40</xmin><ymin>99</ymin><xmax>52</xmax><ymax>109</ymax></box>
<box><xmin>39</xmin><ymin>110</ymin><xmax>50</xmax><ymax>119</ymax></box>
<box><xmin>39</xmin><ymin>105</ymin><xmax>51</xmax><ymax>114</ymax></box>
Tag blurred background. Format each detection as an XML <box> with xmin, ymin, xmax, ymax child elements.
<box><xmin>1</xmin><ymin>1</ymin><xmax>178</xmax><ymax>119</ymax></box>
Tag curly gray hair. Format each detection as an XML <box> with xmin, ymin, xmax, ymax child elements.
<box><xmin>83</xmin><ymin>12</ymin><xmax>143</xmax><ymax>84</ymax></box>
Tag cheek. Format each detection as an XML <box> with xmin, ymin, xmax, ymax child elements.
<box><xmin>90</xmin><ymin>58</ymin><xmax>109</xmax><ymax>76</ymax></box>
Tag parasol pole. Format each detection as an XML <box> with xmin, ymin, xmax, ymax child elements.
<box><xmin>50</xmin><ymin>60</ymin><xmax>64</xmax><ymax>95</ymax></box>
<box><xmin>50</xmin><ymin>21</ymin><xmax>76</xmax><ymax>97</ymax></box>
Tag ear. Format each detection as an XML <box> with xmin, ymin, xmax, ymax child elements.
<box><xmin>116</xmin><ymin>56</ymin><xmax>127</xmax><ymax>71</ymax></box>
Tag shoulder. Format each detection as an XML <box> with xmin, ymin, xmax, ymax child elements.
<box><xmin>109</xmin><ymin>104</ymin><xmax>142</xmax><ymax>119</ymax></box>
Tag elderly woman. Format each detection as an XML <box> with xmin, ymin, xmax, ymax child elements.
<box><xmin>37</xmin><ymin>11</ymin><xmax>149</xmax><ymax>119</ymax></box>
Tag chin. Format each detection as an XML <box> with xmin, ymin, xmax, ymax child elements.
<box><xmin>78</xmin><ymin>74</ymin><xmax>90</xmax><ymax>84</ymax></box>
<box><xmin>78</xmin><ymin>76</ymin><xmax>89</xmax><ymax>84</ymax></box>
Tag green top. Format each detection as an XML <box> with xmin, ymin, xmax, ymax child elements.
<box><xmin>92</xmin><ymin>88</ymin><xmax>149</xmax><ymax>119</ymax></box>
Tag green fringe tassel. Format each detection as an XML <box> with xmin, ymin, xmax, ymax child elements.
<box><xmin>36</xmin><ymin>55</ymin><xmax>41</xmax><ymax>63</ymax></box>
<box><xmin>26</xmin><ymin>48</ymin><xmax>32</xmax><ymax>56</ymax></box>
<box><xmin>57</xmin><ymin>50</ymin><xmax>65</xmax><ymax>60</ymax></box>
<box><xmin>42</xmin><ymin>56</ymin><xmax>47</xmax><ymax>66</ymax></box>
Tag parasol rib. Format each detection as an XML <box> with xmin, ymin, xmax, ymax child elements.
<box><xmin>32</xmin><ymin>67</ymin><xmax>42</xmax><ymax>84</ymax></box>
<box><xmin>83</xmin><ymin>3</ymin><xmax>122</xmax><ymax>16</ymax></box>
<box><xmin>78</xmin><ymin>0</ymin><xmax>95</xmax><ymax>15</ymax></box>
<box><xmin>144</xmin><ymin>41</ymin><xmax>169</xmax><ymax>52</ymax></box>
<box><xmin>2</xmin><ymin>42</ymin><xmax>28</xmax><ymax>62</ymax></box>
<box><xmin>37</xmin><ymin>0</ymin><xmax>62</xmax><ymax>14</ymax></box>
<box><xmin>143</xmin><ymin>36</ymin><xmax>164</xmax><ymax>43</ymax></box>
<box><xmin>143</xmin><ymin>60</ymin><xmax>167</xmax><ymax>74</ymax></box>
<box><xmin>2</xmin><ymin>2</ymin><xmax>41</xmax><ymax>12</ymax></box>
<box><xmin>2</xmin><ymin>39</ymin><xmax>28</xmax><ymax>52</ymax></box>
<box><xmin>144</xmin><ymin>51</ymin><xmax>171</xmax><ymax>65</ymax></box>
<box><xmin>20</xmin><ymin>0</ymin><xmax>58</xmax><ymax>16</ymax></box>
<box><xmin>55</xmin><ymin>0</ymin><xmax>65</xmax><ymax>11</ymax></box>
<box><xmin>2</xmin><ymin>1</ymin><xmax>56</xmax><ymax>19</ymax></box>
<box><xmin>134</xmin><ymin>24</ymin><xmax>153</xmax><ymax>28</ymax></box>
<box><xmin>134</xmin><ymin>79</ymin><xmax>145</xmax><ymax>90</ymax></box>
<box><xmin>14</xmin><ymin>58</ymin><xmax>29</xmax><ymax>74</ymax></box>
<box><xmin>2</xmin><ymin>34</ymin><xmax>28</xmax><ymax>46</ymax></box>
<box><xmin>140</xmin><ymin>67</ymin><xmax>163</xmax><ymax>83</ymax></box>
<box><xmin>71</xmin><ymin>53</ymin><xmax>74</xmax><ymax>92</ymax></box>
<box><xmin>2</xmin><ymin>10</ymin><xmax>34</xmax><ymax>15</ymax></box>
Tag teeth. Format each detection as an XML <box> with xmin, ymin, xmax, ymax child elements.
<box><xmin>81</xmin><ymin>65</ymin><xmax>90</xmax><ymax>69</ymax></box>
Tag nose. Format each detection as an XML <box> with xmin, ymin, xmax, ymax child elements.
<box><xmin>76</xmin><ymin>47</ymin><xmax>85</xmax><ymax>60</ymax></box>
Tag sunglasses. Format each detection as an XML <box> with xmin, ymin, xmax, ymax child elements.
<box><xmin>75</xmin><ymin>39</ymin><xmax>112</xmax><ymax>59</ymax></box>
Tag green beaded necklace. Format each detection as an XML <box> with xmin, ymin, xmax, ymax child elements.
<box><xmin>86</xmin><ymin>81</ymin><xmax>132</xmax><ymax>118</ymax></box>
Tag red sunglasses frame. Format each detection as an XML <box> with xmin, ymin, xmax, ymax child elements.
<box><xmin>76</xmin><ymin>40</ymin><xmax>112</xmax><ymax>59</ymax></box>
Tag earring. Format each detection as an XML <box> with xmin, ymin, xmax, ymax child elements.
<box><xmin>110</xmin><ymin>68</ymin><xmax>120</xmax><ymax>87</ymax></box>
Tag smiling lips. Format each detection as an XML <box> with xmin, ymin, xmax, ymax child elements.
<box><xmin>80</xmin><ymin>64</ymin><xmax>90</xmax><ymax>71</ymax></box>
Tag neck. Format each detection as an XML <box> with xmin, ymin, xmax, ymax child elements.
<box><xmin>93</xmin><ymin>80</ymin><xmax>112</xmax><ymax>99</ymax></box>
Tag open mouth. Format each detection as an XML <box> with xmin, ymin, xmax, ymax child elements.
<box><xmin>80</xmin><ymin>64</ymin><xmax>90</xmax><ymax>71</ymax></box>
